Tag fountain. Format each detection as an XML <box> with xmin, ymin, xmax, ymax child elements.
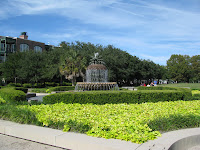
<box><xmin>75</xmin><ymin>53</ymin><xmax>119</xmax><ymax>91</ymax></box>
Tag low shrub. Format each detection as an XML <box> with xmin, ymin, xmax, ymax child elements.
<box><xmin>62</xmin><ymin>82</ymin><xmax>72</xmax><ymax>86</ymax></box>
<box><xmin>33</xmin><ymin>83</ymin><xmax>44</xmax><ymax>88</ymax></box>
<box><xmin>43</xmin><ymin>90</ymin><xmax>192</xmax><ymax>104</ymax></box>
<box><xmin>15</xmin><ymin>87</ymin><xmax>28</xmax><ymax>93</ymax></box>
<box><xmin>23</xmin><ymin>83</ymin><xmax>32</xmax><ymax>88</ymax></box>
<box><xmin>30</xmin><ymin>88</ymin><xmax>48</xmax><ymax>93</ymax></box>
<box><xmin>7</xmin><ymin>83</ymin><xmax>17</xmax><ymax>87</ymax></box>
<box><xmin>48</xmin><ymin>86</ymin><xmax>75</xmax><ymax>92</ymax></box>
<box><xmin>138</xmin><ymin>86</ymin><xmax>180</xmax><ymax>90</ymax></box>
<box><xmin>6</xmin><ymin>83</ymin><xmax>22</xmax><ymax>87</ymax></box>
<box><xmin>0</xmin><ymin>88</ymin><xmax>26</xmax><ymax>103</ymax></box>
<box><xmin>192</xmin><ymin>90</ymin><xmax>200</xmax><ymax>95</ymax></box>
<box><xmin>0</xmin><ymin>105</ymin><xmax>42</xmax><ymax>125</ymax></box>
<box><xmin>45</xmin><ymin>82</ymin><xmax>59</xmax><ymax>87</ymax></box>
<box><xmin>0</xmin><ymin>96</ymin><xmax>6</xmax><ymax>104</ymax></box>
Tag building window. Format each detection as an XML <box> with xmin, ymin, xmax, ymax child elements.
<box><xmin>34</xmin><ymin>46</ymin><xmax>42</xmax><ymax>52</ymax></box>
<box><xmin>1</xmin><ymin>43</ymin><xmax>5</xmax><ymax>51</ymax></box>
<box><xmin>11</xmin><ymin>44</ymin><xmax>15</xmax><ymax>52</ymax></box>
<box><xmin>20</xmin><ymin>44</ymin><xmax>29</xmax><ymax>52</ymax></box>
<box><xmin>6</xmin><ymin>44</ymin><xmax>10</xmax><ymax>51</ymax></box>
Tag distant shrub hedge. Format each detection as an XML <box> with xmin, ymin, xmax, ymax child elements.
<box><xmin>138</xmin><ymin>86</ymin><xmax>180</xmax><ymax>90</ymax></box>
<box><xmin>48</xmin><ymin>86</ymin><xmax>75</xmax><ymax>92</ymax></box>
<box><xmin>0</xmin><ymin>88</ymin><xmax>26</xmax><ymax>103</ymax></box>
<box><xmin>43</xmin><ymin>90</ymin><xmax>192</xmax><ymax>104</ymax></box>
<box><xmin>62</xmin><ymin>82</ymin><xmax>72</xmax><ymax>86</ymax></box>
<box><xmin>22</xmin><ymin>83</ymin><xmax>32</xmax><ymax>88</ymax></box>
<box><xmin>15</xmin><ymin>87</ymin><xmax>28</xmax><ymax>93</ymax></box>
<box><xmin>44</xmin><ymin>82</ymin><xmax>59</xmax><ymax>87</ymax></box>
<box><xmin>6</xmin><ymin>83</ymin><xmax>22</xmax><ymax>87</ymax></box>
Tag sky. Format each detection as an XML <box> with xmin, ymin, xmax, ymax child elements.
<box><xmin>0</xmin><ymin>0</ymin><xmax>200</xmax><ymax>65</ymax></box>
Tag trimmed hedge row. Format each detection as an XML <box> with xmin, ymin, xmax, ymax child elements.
<box><xmin>7</xmin><ymin>82</ymin><xmax>73</xmax><ymax>88</ymax></box>
<box><xmin>15</xmin><ymin>87</ymin><xmax>28</xmax><ymax>93</ymax></box>
<box><xmin>0</xmin><ymin>88</ymin><xmax>26</xmax><ymax>103</ymax></box>
<box><xmin>43</xmin><ymin>90</ymin><xmax>192</xmax><ymax>104</ymax></box>
<box><xmin>48</xmin><ymin>86</ymin><xmax>75</xmax><ymax>92</ymax></box>
<box><xmin>138</xmin><ymin>86</ymin><xmax>181</xmax><ymax>90</ymax></box>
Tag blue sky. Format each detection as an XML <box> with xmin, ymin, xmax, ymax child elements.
<box><xmin>0</xmin><ymin>0</ymin><xmax>200</xmax><ymax>65</ymax></box>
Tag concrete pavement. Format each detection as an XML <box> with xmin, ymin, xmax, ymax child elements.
<box><xmin>27</xmin><ymin>93</ymin><xmax>50</xmax><ymax>103</ymax></box>
<box><xmin>1</xmin><ymin>119</ymin><xmax>200</xmax><ymax>150</ymax></box>
<box><xmin>0</xmin><ymin>134</ymin><xmax>65</xmax><ymax>150</ymax></box>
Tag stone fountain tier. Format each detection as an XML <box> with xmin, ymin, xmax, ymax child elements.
<box><xmin>86</xmin><ymin>64</ymin><xmax>108</xmax><ymax>83</ymax></box>
<box><xmin>75</xmin><ymin>82</ymin><xmax>119</xmax><ymax>91</ymax></box>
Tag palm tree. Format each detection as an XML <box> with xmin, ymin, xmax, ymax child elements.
<box><xmin>59</xmin><ymin>49</ymin><xmax>86</xmax><ymax>86</ymax></box>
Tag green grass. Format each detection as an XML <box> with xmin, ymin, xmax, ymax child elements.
<box><xmin>1</xmin><ymin>100</ymin><xmax>200</xmax><ymax>143</ymax></box>
<box><xmin>158</xmin><ymin>83</ymin><xmax>200</xmax><ymax>90</ymax></box>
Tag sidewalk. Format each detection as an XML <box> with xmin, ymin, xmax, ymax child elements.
<box><xmin>1</xmin><ymin>119</ymin><xmax>200</xmax><ymax>150</ymax></box>
<box><xmin>0</xmin><ymin>134</ymin><xmax>64</xmax><ymax>150</ymax></box>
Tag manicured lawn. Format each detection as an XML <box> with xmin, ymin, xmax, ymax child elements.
<box><xmin>158</xmin><ymin>83</ymin><xmax>200</xmax><ymax>90</ymax></box>
<box><xmin>1</xmin><ymin>100</ymin><xmax>200</xmax><ymax>144</ymax></box>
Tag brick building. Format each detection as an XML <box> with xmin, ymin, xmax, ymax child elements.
<box><xmin>0</xmin><ymin>32</ymin><xmax>52</xmax><ymax>62</ymax></box>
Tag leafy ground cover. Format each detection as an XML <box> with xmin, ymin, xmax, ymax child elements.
<box><xmin>159</xmin><ymin>83</ymin><xmax>200</xmax><ymax>90</ymax></box>
<box><xmin>192</xmin><ymin>90</ymin><xmax>200</xmax><ymax>95</ymax></box>
<box><xmin>1</xmin><ymin>100</ymin><xmax>200</xmax><ymax>143</ymax></box>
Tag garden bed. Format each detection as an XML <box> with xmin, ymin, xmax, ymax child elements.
<box><xmin>1</xmin><ymin>100</ymin><xmax>200</xmax><ymax>143</ymax></box>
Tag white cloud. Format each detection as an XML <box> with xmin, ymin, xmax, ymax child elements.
<box><xmin>0</xmin><ymin>0</ymin><xmax>199</xmax><ymax>65</ymax></box>
<box><xmin>140</xmin><ymin>54</ymin><xmax>170</xmax><ymax>65</ymax></box>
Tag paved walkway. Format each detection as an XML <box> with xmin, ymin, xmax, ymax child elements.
<box><xmin>27</xmin><ymin>93</ymin><xmax>50</xmax><ymax>102</ymax></box>
<box><xmin>0</xmin><ymin>134</ymin><xmax>65</xmax><ymax>150</ymax></box>
<box><xmin>189</xmin><ymin>146</ymin><xmax>200</xmax><ymax>150</ymax></box>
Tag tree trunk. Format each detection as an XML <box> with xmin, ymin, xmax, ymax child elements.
<box><xmin>72</xmin><ymin>76</ymin><xmax>76</xmax><ymax>86</ymax></box>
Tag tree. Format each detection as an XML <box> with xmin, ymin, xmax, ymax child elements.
<box><xmin>1</xmin><ymin>52</ymin><xmax>23</xmax><ymax>83</ymax></box>
<box><xmin>190</xmin><ymin>55</ymin><xmax>200</xmax><ymax>82</ymax></box>
<box><xmin>167</xmin><ymin>54</ymin><xmax>190</xmax><ymax>82</ymax></box>
<box><xmin>16</xmin><ymin>51</ymin><xmax>47</xmax><ymax>83</ymax></box>
<box><xmin>101</xmin><ymin>45</ymin><xmax>142</xmax><ymax>85</ymax></box>
<box><xmin>59</xmin><ymin>48</ymin><xmax>87</xmax><ymax>86</ymax></box>
<box><xmin>42</xmin><ymin>48</ymin><xmax>63</xmax><ymax>83</ymax></box>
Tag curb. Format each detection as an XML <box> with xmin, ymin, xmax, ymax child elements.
<box><xmin>137</xmin><ymin>128</ymin><xmax>200</xmax><ymax>150</ymax></box>
<box><xmin>0</xmin><ymin>120</ymin><xmax>139</xmax><ymax>150</ymax></box>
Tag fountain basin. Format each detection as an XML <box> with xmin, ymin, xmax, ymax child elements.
<box><xmin>75</xmin><ymin>82</ymin><xmax>119</xmax><ymax>91</ymax></box>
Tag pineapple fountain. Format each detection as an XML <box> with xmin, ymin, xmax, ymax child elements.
<box><xmin>75</xmin><ymin>53</ymin><xmax>119</xmax><ymax>91</ymax></box>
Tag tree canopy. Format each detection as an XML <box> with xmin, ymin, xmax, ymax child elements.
<box><xmin>1</xmin><ymin>41</ymin><xmax>199</xmax><ymax>85</ymax></box>
<box><xmin>167</xmin><ymin>54</ymin><xmax>200</xmax><ymax>83</ymax></box>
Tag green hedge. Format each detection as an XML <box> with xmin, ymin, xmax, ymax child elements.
<box><xmin>30</xmin><ymin>88</ymin><xmax>48</xmax><ymax>93</ymax></box>
<box><xmin>6</xmin><ymin>83</ymin><xmax>22</xmax><ymax>87</ymax></box>
<box><xmin>48</xmin><ymin>86</ymin><xmax>75</xmax><ymax>92</ymax></box>
<box><xmin>62</xmin><ymin>82</ymin><xmax>72</xmax><ymax>86</ymax></box>
<box><xmin>0</xmin><ymin>88</ymin><xmax>26</xmax><ymax>103</ymax></box>
<box><xmin>15</xmin><ymin>87</ymin><xmax>28</xmax><ymax>93</ymax></box>
<box><xmin>43</xmin><ymin>90</ymin><xmax>192</xmax><ymax>104</ymax></box>
<box><xmin>138</xmin><ymin>86</ymin><xmax>180</xmax><ymax>90</ymax></box>
<box><xmin>22</xmin><ymin>83</ymin><xmax>32</xmax><ymax>88</ymax></box>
